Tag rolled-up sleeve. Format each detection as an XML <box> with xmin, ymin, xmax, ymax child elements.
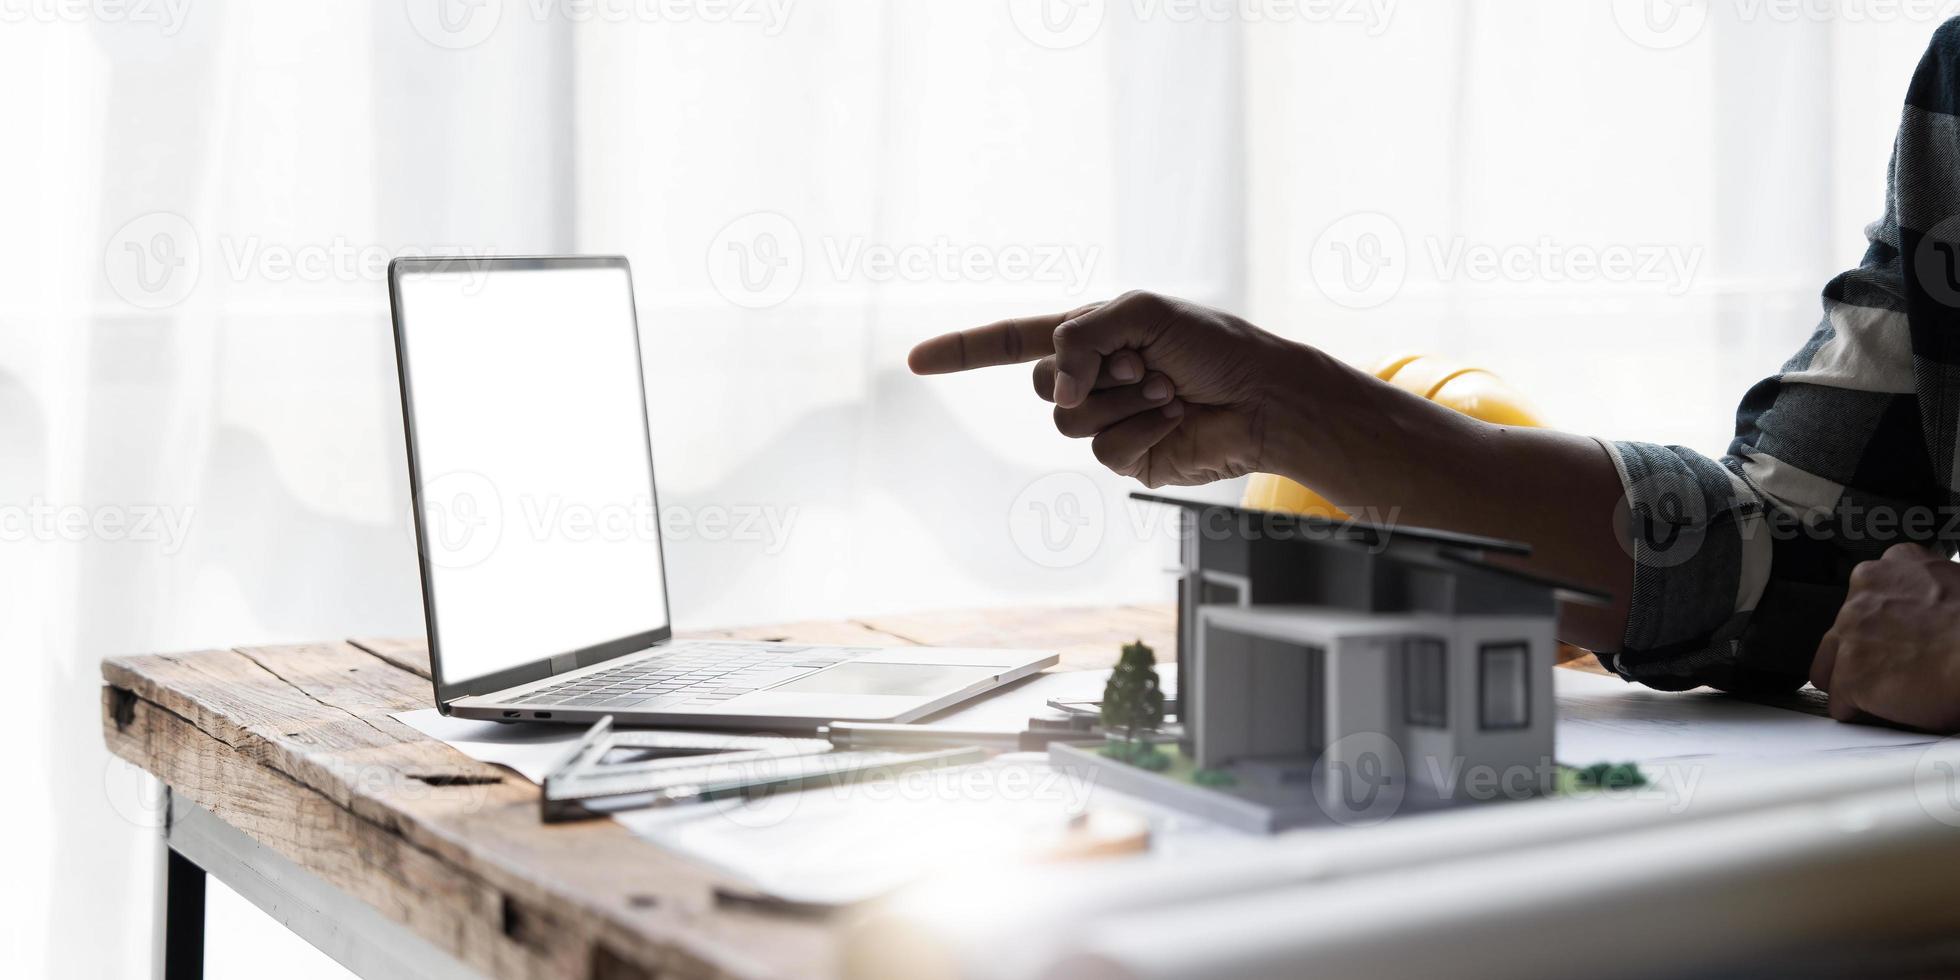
<box><xmin>1598</xmin><ymin>440</ymin><xmax>1776</xmax><ymax>692</ymax></box>
<box><xmin>1602</xmin><ymin>418</ymin><xmax>1933</xmax><ymax>694</ymax></box>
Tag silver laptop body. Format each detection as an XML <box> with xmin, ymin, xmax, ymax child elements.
<box><xmin>388</xmin><ymin>255</ymin><xmax>1054</xmax><ymax>728</ymax></box>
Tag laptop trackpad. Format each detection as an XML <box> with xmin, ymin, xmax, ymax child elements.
<box><xmin>771</xmin><ymin>662</ymin><xmax>996</xmax><ymax>697</ymax></box>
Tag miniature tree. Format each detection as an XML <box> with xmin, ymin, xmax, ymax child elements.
<box><xmin>1101</xmin><ymin>639</ymin><xmax>1166</xmax><ymax>769</ymax></box>
<box><xmin>1566</xmin><ymin>761</ymin><xmax>1647</xmax><ymax>793</ymax></box>
<box><xmin>1584</xmin><ymin>762</ymin><xmax>1647</xmax><ymax>790</ymax></box>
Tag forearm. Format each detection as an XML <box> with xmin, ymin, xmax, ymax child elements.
<box><xmin>1255</xmin><ymin>342</ymin><xmax>1632</xmax><ymax>651</ymax></box>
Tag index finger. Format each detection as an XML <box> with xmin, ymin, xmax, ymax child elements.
<box><xmin>907</xmin><ymin>304</ymin><xmax>1102</xmax><ymax>375</ymax></box>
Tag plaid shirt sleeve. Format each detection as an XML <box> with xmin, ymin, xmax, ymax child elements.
<box><xmin>1597</xmin><ymin>20</ymin><xmax>1960</xmax><ymax>694</ymax></box>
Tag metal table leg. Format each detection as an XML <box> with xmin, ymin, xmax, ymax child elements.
<box><xmin>150</xmin><ymin>788</ymin><xmax>485</xmax><ymax>980</ymax></box>
<box><xmin>161</xmin><ymin>846</ymin><xmax>207</xmax><ymax>980</ymax></box>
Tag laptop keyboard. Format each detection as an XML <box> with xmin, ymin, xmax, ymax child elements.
<box><xmin>508</xmin><ymin>642</ymin><xmax>870</xmax><ymax>710</ymax></box>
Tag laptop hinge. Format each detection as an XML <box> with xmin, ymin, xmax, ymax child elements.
<box><xmin>549</xmin><ymin>652</ymin><xmax>580</xmax><ymax>675</ymax></box>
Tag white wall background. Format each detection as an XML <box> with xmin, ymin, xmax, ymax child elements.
<box><xmin>1</xmin><ymin>1</ymin><xmax>1949</xmax><ymax>976</ymax></box>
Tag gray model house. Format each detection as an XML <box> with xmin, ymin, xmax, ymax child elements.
<box><xmin>1134</xmin><ymin>493</ymin><xmax>1603</xmax><ymax>822</ymax></box>
<box><xmin>1192</xmin><ymin>605</ymin><xmax>1553</xmax><ymax>810</ymax></box>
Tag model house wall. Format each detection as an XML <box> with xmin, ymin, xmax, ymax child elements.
<box><xmin>1193</xmin><ymin>605</ymin><xmax>1557</xmax><ymax>805</ymax></box>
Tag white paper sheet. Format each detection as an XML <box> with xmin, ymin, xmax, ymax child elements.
<box><xmin>390</xmin><ymin>708</ymin><xmax>583</xmax><ymax>783</ymax></box>
<box><xmin>608</xmin><ymin>753</ymin><xmax>1239</xmax><ymax>906</ymax></box>
<box><xmin>390</xmin><ymin>665</ymin><xmax>1229</xmax><ymax>905</ymax></box>
<box><xmin>394</xmin><ymin>665</ymin><xmax>1940</xmax><ymax>905</ymax></box>
<box><xmin>1552</xmin><ymin>669</ymin><xmax>1938</xmax><ymax>765</ymax></box>
<box><xmin>387</xmin><ymin>664</ymin><xmax>1169</xmax><ymax>782</ymax></box>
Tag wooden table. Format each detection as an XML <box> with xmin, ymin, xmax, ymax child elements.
<box><xmin>100</xmin><ymin>604</ymin><xmax>1178</xmax><ymax>980</ymax></box>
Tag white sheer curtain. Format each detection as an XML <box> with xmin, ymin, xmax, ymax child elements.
<box><xmin>1246</xmin><ymin>3</ymin><xmax>1941</xmax><ymax>455</ymax></box>
<box><xmin>3</xmin><ymin>5</ymin><xmax>569</xmax><ymax>975</ymax></box>
<box><xmin>571</xmin><ymin>3</ymin><xmax>1244</xmax><ymax>628</ymax></box>
<box><xmin>2</xmin><ymin>2</ymin><xmax>1946</xmax><ymax>976</ymax></box>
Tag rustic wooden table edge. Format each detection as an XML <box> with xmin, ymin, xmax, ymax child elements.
<box><xmin>100</xmin><ymin>603</ymin><xmax>1179</xmax><ymax>980</ymax></box>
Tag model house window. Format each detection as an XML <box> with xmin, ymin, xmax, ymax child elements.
<box><xmin>1200</xmin><ymin>578</ymin><xmax>1244</xmax><ymax>605</ymax></box>
<box><xmin>1480</xmin><ymin>642</ymin><xmax>1530</xmax><ymax>730</ymax></box>
<box><xmin>1402</xmin><ymin>637</ymin><xmax>1447</xmax><ymax>728</ymax></box>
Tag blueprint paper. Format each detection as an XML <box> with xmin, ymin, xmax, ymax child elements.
<box><xmin>1552</xmin><ymin>669</ymin><xmax>1937</xmax><ymax>764</ymax></box>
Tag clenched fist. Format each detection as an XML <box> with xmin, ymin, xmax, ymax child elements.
<box><xmin>906</xmin><ymin>291</ymin><xmax>1301</xmax><ymax>487</ymax></box>
<box><xmin>1810</xmin><ymin>543</ymin><xmax>1960</xmax><ymax>732</ymax></box>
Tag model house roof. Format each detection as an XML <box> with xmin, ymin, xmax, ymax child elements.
<box><xmin>1131</xmin><ymin>490</ymin><xmax>1529</xmax><ymax>556</ymax></box>
<box><xmin>1132</xmin><ymin>491</ymin><xmax>1610</xmax><ymax>610</ymax></box>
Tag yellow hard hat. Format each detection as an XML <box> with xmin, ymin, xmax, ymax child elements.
<box><xmin>1240</xmin><ymin>354</ymin><xmax>1544</xmax><ymax>519</ymax></box>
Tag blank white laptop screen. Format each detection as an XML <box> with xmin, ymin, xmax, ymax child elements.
<box><xmin>395</xmin><ymin>262</ymin><xmax>670</xmax><ymax>688</ymax></box>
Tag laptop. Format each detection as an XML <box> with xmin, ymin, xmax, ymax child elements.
<box><xmin>388</xmin><ymin>255</ymin><xmax>1056</xmax><ymax>728</ymax></box>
